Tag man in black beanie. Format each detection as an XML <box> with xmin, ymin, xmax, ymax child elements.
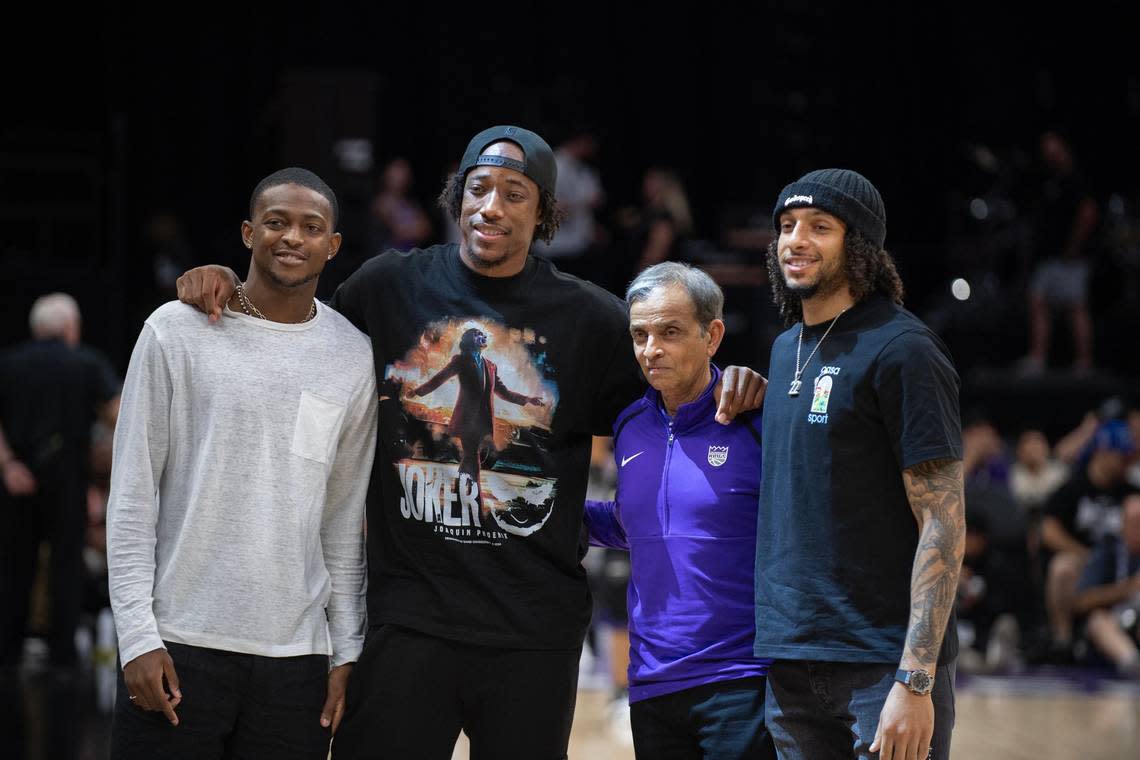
<box><xmin>752</xmin><ymin>169</ymin><xmax>965</xmax><ymax>760</ymax></box>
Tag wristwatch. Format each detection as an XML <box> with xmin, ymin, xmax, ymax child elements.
<box><xmin>894</xmin><ymin>668</ymin><xmax>934</xmax><ymax>695</ymax></box>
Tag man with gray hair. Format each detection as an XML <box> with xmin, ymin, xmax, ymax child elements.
<box><xmin>1</xmin><ymin>293</ymin><xmax>120</xmax><ymax>669</ymax></box>
<box><xmin>584</xmin><ymin>262</ymin><xmax>774</xmax><ymax>758</ymax></box>
<box><xmin>29</xmin><ymin>292</ymin><xmax>82</xmax><ymax>343</ymax></box>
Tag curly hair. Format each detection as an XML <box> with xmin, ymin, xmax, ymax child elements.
<box><xmin>766</xmin><ymin>227</ymin><xmax>905</xmax><ymax>326</ymax></box>
<box><xmin>437</xmin><ymin>172</ymin><xmax>565</xmax><ymax>244</ymax></box>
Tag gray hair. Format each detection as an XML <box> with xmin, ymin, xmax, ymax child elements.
<box><xmin>29</xmin><ymin>292</ymin><xmax>80</xmax><ymax>338</ymax></box>
<box><xmin>626</xmin><ymin>262</ymin><xmax>724</xmax><ymax>330</ymax></box>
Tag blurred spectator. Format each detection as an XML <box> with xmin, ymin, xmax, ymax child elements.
<box><xmin>83</xmin><ymin>408</ymin><xmax>116</xmax><ymax>617</ymax></box>
<box><xmin>1040</xmin><ymin>419</ymin><xmax>1138</xmax><ymax>657</ymax></box>
<box><xmin>597</xmin><ymin>547</ymin><xmax>632</xmax><ymax>743</ymax></box>
<box><xmin>1010</xmin><ymin>429</ymin><xmax>1068</xmax><ymax>513</ymax></box>
<box><xmin>0</xmin><ymin>293</ymin><xmax>120</xmax><ymax>669</ymax></box>
<box><xmin>1128</xmin><ymin>404</ymin><xmax>1140</xmax><ymax>488</ymax></box>
<box><xmin>581</xmin><ymin>435</ymin><xmax>631</xmax><ymax>744</ymax></box>
<box><xmin>1021</xmin><ymin>131</ymin><xmax>1098</xmax><ymax>373</ymax></box>
<box><xmin>1074</xmin><ymin>494</ymin><xmax>1140</xmax><ymax>677</ymax></box>
<box><xmin>614</xmin><ymin>168</ymin><xmax>693</xmax><ymax>293</ymax></box>
<box><xmin>368</xmin><ymin>157</ymin><xmax>432</xmax><ymax>252</ymax></box>
<box><xmin>1055</xmin><ymin>410</ymin><xmax>1102</xmax><ymax>465</ymax></box>
<box><xmin>962</xmin><ymin>414</ymin><xmax>1010</xmax><ymax>487</ymax></box>
<box><xmin>957</xmin><ymin>509</ymin><xmax>1025</xmax><ymax>674</ymax></box>
<box><xmin>958</xmin><ymin>418</ymin><xmax>1034</xmax><ymax>671</ymax></box>
<box><xmin>545</xmin><ymin>132</ymin><xmax>605</xmax><ymax>281</ymax></box>
<box><xmin>1054</xmin><ymin>398</ymin><xmax>1134</xmax><ymax>467</ymax></box>
<box><xmin>635</xmin><ymin>168</ymin><xmax>692</xmax><ymax>270</ymax></box>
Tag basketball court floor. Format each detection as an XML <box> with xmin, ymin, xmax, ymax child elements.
<box><xmin>451</xmin><ymin>673</ymin><xmax>1140</xmax><ymax>760</ymax></box>
<box><xmin>7</xmin><ymin>651</ymin><xmax>1139</xmax><ymax>758</ymax></box>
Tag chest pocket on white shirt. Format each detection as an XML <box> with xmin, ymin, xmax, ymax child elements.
<box><xmin>291</xmin><ymin>391</ymin><xmax>346</xmax><ymax>464</ymax></box>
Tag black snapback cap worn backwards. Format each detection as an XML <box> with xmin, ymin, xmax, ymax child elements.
<box><xmin>458</xmin><ymin>125</ymin><xmax>557</xmax><ymax>196</ymax></box>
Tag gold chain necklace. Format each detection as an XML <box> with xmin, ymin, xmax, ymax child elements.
<box><xmin>235</xmin><ymin>282</ymin><xmax>316</xmax><ymax>323</ymax></box>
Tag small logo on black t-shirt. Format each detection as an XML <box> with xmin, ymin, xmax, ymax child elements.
<box><xmin>808</xmin><ymin>366</ymin><xmax>841</xmax><ymax>423</ymax></box>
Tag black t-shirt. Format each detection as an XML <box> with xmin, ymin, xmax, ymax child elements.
<box><xmin>0</xmin><ymin>339</ymin><xmax>120</xmax><ymax>473</ymax></box>
<box><xmin>754</xmin><ymin>294</ymin><xmax>962</xmax><ymax>664</ymax></box>
<box><xmin>1044</xmin><ymin>469</ymin><xmax>1134</xmax><ymax>548</ymax></box>
<box><xmin>329</xmin><ymin>244</ymin><xmax>643</xmax><ymax>649</ymax></box>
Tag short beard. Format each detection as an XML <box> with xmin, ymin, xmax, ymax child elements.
<box><xmin>464</xmin><ymin>249</ymin><xmax>509</xmax><ymax>270</ymax></box>
<box><xmin>261</xmin><ymin>267</ymin><xmax>321</xmax><ymax>290</ymax></box>
<box><xmin>786</xmin><ymin>280</ymin><xmax>821</xmax><ymax>301</ymax></box>
<box><xmin>460</xmin><ymin>234</ymin><xmax>520</xmax><ymax>271</ymax></box>
<box><xmin>785</xmin><ymin>267</ymin><xmax>843</xmax><ymax>303</ymax></box>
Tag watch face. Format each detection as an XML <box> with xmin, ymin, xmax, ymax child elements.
<box><xmin>909</xmin><ymin>670</ymin><xmax>933</xmax><ymax>693</ymax></box>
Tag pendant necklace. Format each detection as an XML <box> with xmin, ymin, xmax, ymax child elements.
<box><xmin>789</xmin><ymin>307</ymin><xmax>848</xmax><ymax>397</ymax></box>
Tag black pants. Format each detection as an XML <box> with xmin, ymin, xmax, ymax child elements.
<box><xmin>630</xmin><ymin>676</ymin><xmax>775</xmax><ymax>760</ymax></box>
<box><xmin>0</xmin><ymin>456</ymin><xmax>86</xmax><ymax>667</ymax></box>
<box><xmin>333</xmin><ymin>625</ymin><xmax>580</xmax><ymax>760</ymax></box>
<box><xmin>110</xmin><ymin>642</ymin><xmax>330</xmax><ymax>760</ymax></box>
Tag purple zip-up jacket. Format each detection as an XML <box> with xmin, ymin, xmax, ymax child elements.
<box><xmin>585</xmin><ymin>364</ymin><xmax>772</xmax><ymax>703</ymax></box>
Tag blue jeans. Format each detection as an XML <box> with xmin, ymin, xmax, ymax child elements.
<box><xmin>630</xmin><ymin>676</ymin><xmax>775</xmax><ymax>760</ymax></box>
<box><xmin>765</xmin><ymin>661</ymin><xmax>955</xmax><ymax>760</ymax></box>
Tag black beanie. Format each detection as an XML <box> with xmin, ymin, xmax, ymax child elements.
<box><xmin>772</xmin><ymin>168</ymin><xmax>887</xmax><ymax>250</ymax></box>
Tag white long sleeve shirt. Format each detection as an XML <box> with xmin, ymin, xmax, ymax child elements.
<box><xmin>107</xmin><ymin>301</ymin><xmax>377</xmax><ymax>668</ymax></box>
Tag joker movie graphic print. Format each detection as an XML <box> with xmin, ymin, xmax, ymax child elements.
<box><xmin>383</xmin><ymin>318</ymin><xmax>560</xmax><ymax>544</ymax></box>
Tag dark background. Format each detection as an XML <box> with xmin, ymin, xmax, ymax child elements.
<box><xmin>2</xmin><ymin>8</ymin><xmax>1140</xmax><ymax>757</ymax></box>
<box><xmin>4</xmin><ymin>4</ymin><xmax>1139</xmax><ymax>435</ymax></box>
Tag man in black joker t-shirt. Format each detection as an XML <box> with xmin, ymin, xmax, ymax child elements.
<box><xmin>176</xmin><ymin>126</ymin><xmax>763</xmax><ymax>759</ymax></box>
<box><xmin>327</xmin><ymin>130</ymin><xmax>632</xmax><ymax>758</ymax></box>
<box><xmin>754</xmin><ymin>169</ymin><xmax>965</xmax><ymax>760</ymax></box>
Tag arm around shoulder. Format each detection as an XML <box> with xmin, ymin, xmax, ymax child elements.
<box><xmin>175</xmin><ymin>265</ymin><xmax>239</xmax><ymax>323</ymax></box>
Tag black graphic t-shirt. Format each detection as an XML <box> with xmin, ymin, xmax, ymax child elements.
<box><xmin>330</xmin><ymin>244</ymin><xmax>642</xmax><ymax>649</ymax></box>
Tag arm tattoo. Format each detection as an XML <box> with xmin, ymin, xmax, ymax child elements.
<box><xmin>901</xmin><ymin>457</ymin><xmax>965</xmax><ymax>668</ymax></box>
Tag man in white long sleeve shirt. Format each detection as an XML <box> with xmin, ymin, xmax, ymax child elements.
<box><xmin>107</xmin><ymin>167</ymin><xmax>377</xmax><ymax>759</ymax></box>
